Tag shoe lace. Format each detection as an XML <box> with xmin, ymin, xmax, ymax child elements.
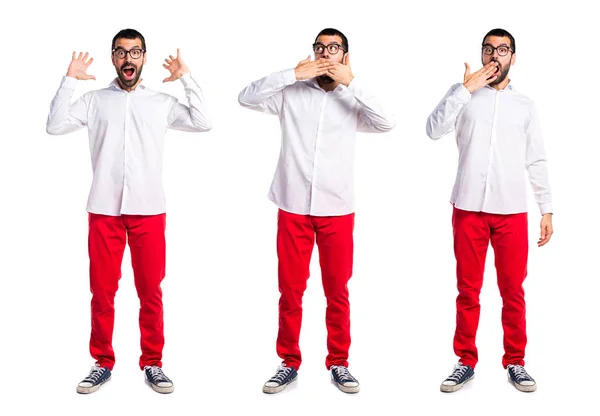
<box><xmin>270</xmin><ymin>366</ymin><xmax>293</xmax><ymax>383</ymax></box>
<box><xmin>332</xmin><ymin>366</ymin><xmax>357</xmax><ymax>383</ymax></box>
<box><xmin>446</xmin><ymin>363</ymin><xmax>469</xmax><ymax>383</ymax></box>
<box><xmin>83</xmin><ymin>366</ymin><xmax>106</xmax><ymax>383</ymax></box>
<box><xmin>146</xmin><ymin>366</ymin><xmax>171</xmax><ymax>383</ymax></box>
<box><xmin>510</xmin><ymin>365</ymin><xmax>533</xmax><ymax>382</ymax></box>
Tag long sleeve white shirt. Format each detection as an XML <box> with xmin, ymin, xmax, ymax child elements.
<box><xmin>46</xmin><ymin>74</ymin><xmax>212</xmax><ymax>216</ymax></box>
<box><xmin>239</xmin><ymin>68</ymin><xmax>395</xmax><ymax>216</ymax></box>
<box><xmin>426</xmin><ymin>83</ymin><xmax>552</xmax><ymax>215</ymax></box>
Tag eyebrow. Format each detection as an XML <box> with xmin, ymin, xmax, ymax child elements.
<box><xmin>483</xmin><ymin>43</ymin><xmax>510</xmax><ymax>47</ymax></box>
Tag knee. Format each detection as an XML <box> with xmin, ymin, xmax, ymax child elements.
<box><xmin>91</xmin><ymin>282</ymin><xmax>118</xmax><ymax>299</ymax></box>
<box><xmin>498</xmin><ymin>282</ymin><xmax>525</xmax><ymax>300</ymax></box>
<box><xmin>456</xmin><ymin>287</ymin><xmax>480</xmax><ymax>305</ymax></box>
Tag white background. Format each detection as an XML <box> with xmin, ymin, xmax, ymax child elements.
<box><xmin>0</xmin><ymin>0</ymin><xmax>598</xmax><ymax>414</ymax></box>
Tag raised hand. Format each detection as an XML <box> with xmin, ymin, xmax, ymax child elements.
<box><xmin>463</xmin><ymin>61</ymin><xmax>498</xmax><ymax>93</ymax></box>
<box><xmin>163</xmin><ymin>48</ymin><xmax>190</xmax><ymax>83</ymax></box>
<box><xmin>66</xmin><ymin>52</ymin><xmax>96</xmax><ymax>80</ymax></box>
<box><xmin>294</xmin><ymin>56</ymin><xmax>333</xmax><ymax>80</ymax></box>
<box><xmin>326</xmin><ymin>53</ymin><xmax>354</xmax><ymax>86</ymax></box>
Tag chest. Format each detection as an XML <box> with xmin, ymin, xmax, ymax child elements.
<box><xmin>87</xmin><ymin>91</ymin><xmax>170</xmax><ymax>131</ymax></box>
<box><xmin>282</xmin><ymin>87</ymin><xmax>358</xmax><ymax>131</ymax></box>
<box><xmin>458</xmin><ymin>91</ymin><xmax>531</xmax><ymax>133</ymax></box>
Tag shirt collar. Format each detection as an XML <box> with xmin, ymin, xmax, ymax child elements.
<box><xmin>484</xmin><ymin>80</ymin><xmax>514</xmax><ymax>92</ymax></box>
<box><xmin>108</xmin><ymin>78</ymin><xmax>146</xmax><ymax>92</ymax></box>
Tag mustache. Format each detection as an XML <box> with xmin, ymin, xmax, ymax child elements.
<box><xmin>120</xmin><ymin>63</ymin><xmax>138</xmax><ymax>71</ymax></box>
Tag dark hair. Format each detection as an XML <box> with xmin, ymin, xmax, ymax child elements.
<box><xmin>482</xmin><ymin>28</ymin><xmax>515</xmax><ymax>53</ymax></box>
<box><xmin>112</xmin><ymin>28</ymin><xmax>146</xmax><ymax>51</ymax></box>
<box><xmin>315</xmin><ymin>28</ymin><xmax>348</xmax><ymax>52</ymax></box>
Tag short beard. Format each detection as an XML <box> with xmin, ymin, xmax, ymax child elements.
<box><xmin>318</xmin><ymin>74</ymin><xmax>335</xmax><ymax>84</ymax></box>
<box><xmin>490</xmin><ymin>62</ymin><xmax>510</xmax><ymax>85</ymax></box>
<box><xmin>117</xmin><ymin>63</ymin><xmax>143</xmax><ymax>87</ymax></box>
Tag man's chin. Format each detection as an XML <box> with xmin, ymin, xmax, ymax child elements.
<box><xmin>119</xmin><ymin>74</ymin><xmax>139</xmax><ymax>87</ymax></box>
<box><xmin>491</xmin><ymin>73</ymin><xmax>508</xmax><ymax>85</ymax></box>
<box><xmin>318</xmin><ymin>75</ymin><xmax>335</xmax><ymax>84</ymax></box>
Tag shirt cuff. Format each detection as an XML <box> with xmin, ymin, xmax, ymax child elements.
<box><xmin>539</xmin><ymin>203</ymin><xmax>553</xmax><ymax>215</ymax></box>
<box><xmin>282</xmin><ymin>68</ymin><xmax>298</xmax><ymax>85</ymax></box>
<box><xmin>179</xmin><ymin>73</ymin><xmax>197</xmax><ymax>88</ymax></box>
<box><xmin>347</xmin><ymin>76</ymin><xmax>361</xmax><ymax>93</ymax></box>
<box><xmin>62</xmin><ymin>76</ymin><xmax>78</xmax><ymax>89</ymax></box>
<box><xmin>454</xmin><ymin>83</ymin><xmax>472</xmax><ymax>103</ymax></box>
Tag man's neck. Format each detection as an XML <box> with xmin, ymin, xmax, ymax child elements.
<box><xmin>117</xmin><ymin>78</ymin><xmax>142</xmax><ymax>92</ymax></box>
<box><xmin>490</xmin><ymin>78</ymin><xmax>510</xmax><ymax>91</ymax></box>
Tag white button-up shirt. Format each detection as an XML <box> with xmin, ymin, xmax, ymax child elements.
<box><xmin>46</xmin><ymin>74</ymin><xmax>211</xmax><ymax>216</ymax></box>
<box><xmin>239</xmin><ymin>68</ymin><xmax>395</xmax><ymax>216</ymax></box>
<box><xmin>426</xmin><ymin>83</ymin><xmax>552</xmax><ymax>215</ymax></box>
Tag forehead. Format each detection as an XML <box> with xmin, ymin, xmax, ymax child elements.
<box><xmin>316</xmin><ymin>35</ymin><xmax>342</xmax><ymax>45</ymax></box>
<box><xmin>483</xmin><ymin>35</ymin><xmax>511</xmax><ymax>47</ymax></box>
<box><xmin>114</xmin><ymin>37</ymin><xmax>143</xmax><ymax>49</ymax></box>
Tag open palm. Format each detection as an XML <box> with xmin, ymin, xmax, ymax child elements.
<box><xmin>163</xmin><ymin>48</ymin><xmax>190</xmax><ymax>83</ymax></box>
<box><xmin>67</xmin><ymin>52</ymin><xmax>96</xmax><ymax>80</ymax></box>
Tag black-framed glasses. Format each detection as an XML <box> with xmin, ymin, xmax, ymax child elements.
<box><xmin>312</xmin><ymin>43</ymin><xmax>345</xmax><ymax>55</ymax></box>
<box><xmin>482</xmin><ymin>44</ymin><xmax>513</xmax><ymax>57</ymax></box>
<box><xmin>112</xmin><ymin>48</ymin><xmax>145</xmax><ymax>59</ymax></box>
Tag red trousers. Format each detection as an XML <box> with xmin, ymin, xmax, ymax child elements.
<box><xmin>276</xmin><ymin>209</ymin><xmax>354</xmax><ymax>370</ymax></box>
<box><xmin>88</xmin><ymin>213</ymin><xmax>166</xmax><ymax>370</ymax></box>
<box><xmin>452</xmin><ymin>207</ymin><xmax>528</xmax><ymax>369</ymax></box>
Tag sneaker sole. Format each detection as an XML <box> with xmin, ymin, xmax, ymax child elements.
<box><xmin>76</xmin><ymin>376</ymin><xmax>111</xmax><ymax>394</ymax></box>
<box><xmin>333</xmin><ymin>381</ymin><xmax>360</xmax><ymax>394</ymax></box>
<box><xmin>145</xmin><ymin>379</ymin><xmax>175</xmax><ymax>394</ymax></box>
<box><xmin>509</xmin><ymin>378</ymin><xmax>537</xmax><ymax>392</ymax></box>
<box><xmin>440</xmin><ymin>374</ymin><xmax>474</xmax><ymax>393</ymax></box>
<box><xmin>262</xmin><ymin>376</ymin><xmax>297</xmax><ymax>394</ymax></box>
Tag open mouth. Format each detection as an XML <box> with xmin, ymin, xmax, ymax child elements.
<box><xmin>122</xmin><ymin>67</ymin><xmax>136</xmax><ymax>80</ymax></box>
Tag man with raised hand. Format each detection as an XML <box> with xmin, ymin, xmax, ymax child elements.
<box><xmin>426</xmin><ymin>28</ymin><xmax>553</xmax><ymax>393</ymax></box>
<box><xmin>239</xmin><ymin>27</ymin><xmax>395</xmax><ymax>395</ymax></box>
<box><xmin>47</xmin><ymin>28</ymin><xmax>212</xmax><ymax>394</ymax></box>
